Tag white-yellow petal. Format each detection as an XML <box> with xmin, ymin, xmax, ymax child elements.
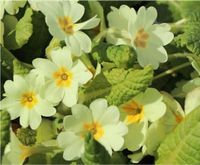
<box><xmin>71</xmin><ymin>60</ymin><xmax>93</xmax><ymax>84</ymax></box>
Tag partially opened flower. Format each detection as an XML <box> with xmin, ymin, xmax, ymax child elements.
<box><xmin>57</xmin><ymin>98</ymin><xmax>128</xmax><ymax>161</ymax></box>
<box><xmin>0</xmin><ymin>73</ymin><xmax>56</xmax><ymax>129</ymax></box>
<box><xmin>37</xmin><ymin>1</ymin><xmax>100</xmax><ymax>56</ymax></box>
<box><xmin>107</xmin><ymin>6</ymin><xmax>174</xmax><ymax>69</ymax></box>
<box><xmin>120</xmin><ymin>88</ymin><xmax>166</xmax><ymax>151</ymax></box>
<box><xmin>33</xmin><ymin>46</ymin><xmax>93</xmax><ymax>107</ymax></box>
<box><xmin>2</xmin><ymin>130</ymin><xmax>57</xmax><ymax>165</ymax></box>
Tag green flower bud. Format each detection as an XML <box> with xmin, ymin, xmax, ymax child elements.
<box><xmin>16</xmin><ymin>127</ymin><xmax>37</xmax><ymax>146</ymax></box>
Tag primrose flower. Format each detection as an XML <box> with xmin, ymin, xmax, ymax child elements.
<box><xmin>120</xmin><ymin>88</ymin><xmax>166</xmax><ymax>151</ymax></box>
<box><xmin>107</xmin><ymin>6</ymin><xmax>174</xmax><ymax>69</ymax></box>
<box><xmin>3</xmin><ymin>131</ymin><xmax>36</xmax><ymax>165</ymax></box>
<box><xmin>37</xmin><ymin>1</ymin><xmax>100</xmax><ymax>56</ymax></box>
<box><xmin>57</xmin><ymin>98</ymin><xmax>128</xmax><ymax>160</ymax></box>
<box><xmin>33</xmin><ymin>47</ymin><xmax>93</xmax><ymax>107</ymax></box>
<box><xmin>0</xmin><ymin>73</ymin><xmax>56</xmax><ymax>129</ymax></box>
<box><xmin>0</xmin><ymin>0</ymin><xmax>26</xmax><ymax>19</ymax></box>
<box><xmin>2</xmin><ymin>130</ymin><xmax>56</xmax><ymax>165</ymax></box>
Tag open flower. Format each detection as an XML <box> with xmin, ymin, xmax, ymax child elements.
<box><xmin>119</xmin><ymin>88</ymin><xmax>166</xmax><ymax>151</ymax></box>
<box><xmin>57</xmin><ymin>98</ymin><xmax>128</xmax><ymax>160</ymax></box>
<box><xmin>0</xmin><ymin>73</ymin><xmax>56</xmax><ymax>129</ymax></box>
<box><xmin>33</xmin><ymin>46</ymin><xmax>93</xmax><ymax>107</ymax></box>
<box><xmin>107</xmin><ymin>6</ymin><xmax>174</xmax><ymax>69</ymax></box>
<box><xmin>37</xmin><ymin>1</ymin><xmax>100</xmax><ymax>56</ymax></box>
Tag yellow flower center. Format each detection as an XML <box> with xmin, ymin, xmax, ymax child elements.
<box><xmin>53</xmin><ymin>67</ymin><xmax>73</xmax><ymax>87</ymax></box>
<box><xmin>58</xmin><ymin>16</ymin><xmax>74</xmax><ymax>34</ymax></box>
<box><xmin>19</xmin><ymin>144</ymin><xmax>32</xmax><ymax>161</ymax></box>
<box><xmin>134</xmin><ymin>28</ymin><xmax>149</xmax><ymax>48</ymax></box>
<box><xmin>122</xmin><ymin>100</ymin><xmax>144</xmax><ymax>125</ymax></box>
<box><xmin>20</xmin><ymin>91</ymin><xmax>38</xmax><ymax>109</ymax></box>
<box><xmin>83</xmin><ymin>122</ymin><xmax>104</xmax><ymax>140</ymax></box>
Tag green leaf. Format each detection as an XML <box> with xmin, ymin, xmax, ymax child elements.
<box><xmin>14</xmin><ymin>11</ymin><xmax>52</xmax><ymax>63</ymax></box>
<box><xmin>156</xmin><ymin>106</ymin><xmax>200</xmax><ymax>164</ymax></box>
<box><xmin>91</xmin><ymin>42</ymin><xmax>110</xmax><ymax>63</ymax></box>
<box><xmin>36</xmin><ymin>119</ymin><xmax>57</xmax><ymax>143</ymax></box>
<box><xmin>81</xmin><ymin>133</ymin><xmax>110</xmax><ymax>164</ymax></box>
<box><xmin>106</xmin><ymin>66</ymin><xmax>153</xmax><ymax>105</ymax></box>
<box><xmin>109</xmin><ymin>152</ymin><xmax>129</xmax><ymax>164</ymax></box>
<box><xmin>79</xmin><ymin>73</ymin><xmax>111</xmax><ymax>105</ymax></box>
<box><xmin>180</xmin><ymin>1</ymin><xmax>200</xmax><ymax>17</ymax></box>
<box><xmin>16</xmin><ymin>8</ymin><xmax>33</xmax><ymax>47</ymax></box>
<box><xmin>0</xmin><ymin>111</ymin><xmax>10</xmax><ymax>156</ymax></box>
<box><xmin>1</xmin><ymin>47</ymin><xmax>16</xmax><ymax>80</ymax></box>
<box><xmin>3</xmin><ymin>15</ymin><xmax>20</xmax><ymax>50</ymax></box>
<box><xmin>107</xmin><ymin>45</ymin><xmax>137</xmax><ymax>68</ymax></box>
<box><xmin>13</xmin><ymin>59</ymin><xmax>32</xmax><ymax>75</ymax></box>
<box><xmin>188</xmin><ymin>54</ymin><xmax>200</xmax><ymax>75</ymax></box>
<box><xmin>180</xmin><ymin>11</ymin><xmax>200</xmax><ymax>55</ymax></box>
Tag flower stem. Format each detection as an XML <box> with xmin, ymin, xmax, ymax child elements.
<box><xmin>153</xmin><ymin>62</ymin><xmax>191</xmax><ymax>81</ymax></box>
<box><xmin>93</xmin><ymin>30</ymin><xmax>107</xmax><ymax>43</ymax></box>
<box><xmin>168</xmin><ymin>53</ymin><xmax>192</xmax><ymax>60</ymax></box>
<box><xmin>170</xmin><ymin>18</ymin><xmax>187</xmax><ymax>33</ymax></box>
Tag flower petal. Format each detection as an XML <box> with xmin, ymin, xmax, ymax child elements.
<box><xmin>20</xmin><ymin>110</ymin><xmax>29</xmax><ymax>128</ymax></box>
<box><xmin>74</xmin><ymin>31</ymin><xmax>91</xmax><ymax>53</ymax></box>
<box><xmin>68</xmin><ymin>1</ymin><xmax>84</xmax><ymax>23</ymax></box>
<box><xmin>152</xmin><ymin>23</ymin><xmax>174</xmax><ymax>46</ymax></box>
<box><xmin>45</xmin><ymin>82</ymin><xmax>65</xmax><ymax>105</ymax></box>
<box><xmin>90</xmin><ymin>98</ymin><xmax>108</xmax><ymax>121</ymax></box>
<box><xmin>108</xmin><ymin>5</ymin><xmax>136</xmax><ymax>31</ymax></box>
<box><xmin>71</xmin><ymin>60</ymin><xmax>93</xmax><ymax>84</ymax></box>
<box><xmin>71</xmin><ymin>104</ymin><xmax>92</xmax><ymax>122</ymax></box>
<box><xmin>74</xmin><ymin>16</ymin><xmax>100</xmax><ymax>31</ymax></box>
<box><xmin>136</xmin><ymin>46</ymin><xmax>168</xmax><ymax>69</ymax></box>
<box><xmin>51</xmin><ymin>47</ymin><xmax>72</xmax><ymax>68</ymax></box>
<box><xmin>6</xmin><ymin>103</ymin><xmax>22</xmax><ymax>120</ymax></box>
<box><xmin>35</xmin><ymin>100</ymin><xmax>56</xmax><ymax>117</ymax></box>
<box><xmin>63</xmin><ymin>115</ymin><xmax>84</xmax><ymax>133</ymax></box>
<box><xmin>57</xmin><ymin>131</ymin><xmax>84</xmax><ymax>160</ymax></box>
<box><xmin>185</xmin><ymin>87</ymin><xmax>200</xmax><ymax>115</ymax></box>
<box><xmin>145</xmin><ymin>7</ymin><xmax>157</xmax><ymax>29</ymax></box>
<box><xmin>46</xmin><ymin>16</ymin><xmax>66</xmax><ymax>40</ymax></box>
<box><xmin>124</xmin><ymin>122</ymin><xmax>145</xmax><ymax>151</ymax></box>
<box><xmin>98</xmin><ymin>106</ymin><xmax>120</xmax><ymax>125</ymax></box>
<box><xmin>102</xmin><ymin>122</ymin><xmax>128</xmax><ymax>151</ymax></box>
<box><xmin>29</xmin><ymin>110</ymin><xmax>42</xmax><ymax>130</ymax></box>
<box><xmin>144</xmin><ymin>101</ymin><xmax>166</xmax><ymax>122</ymax></box>
<box><xmin>65</xmin><ymin>36</ymin><xmax>81</xmax><ymax>56</ymax></box>
<box><xmin>62</xmin><ymin>81</ymin><xmax>78</xmax><ymax>107</ymax></box>
<box><xmin>32</xmin><ymin>58</ymin><xmax>58</xmax><ymax>78</ymax></box>
<box><xmin>37</xmin><ymin>1</ymin><xmax>63</xmax><ymax>18</ymax></box>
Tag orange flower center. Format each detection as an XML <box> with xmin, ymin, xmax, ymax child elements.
<box><xmin>122</xmin><ymin>100</ymin><xmax>144</xmax><ymax>125</ymax></box>
<box><xmin>134</xmin><ymin>28</ymin><xmax>149</xmax><ymax>48</ymax></box>
<box><xmin>53</xmin><ymin>67</ymin><xmax>73</xmax><ymax>88</ymax></box>
<box><xmin>58</xmin><ymin>16</ymin><xmax>74</xmax><ymax>34</ymax></box>
<box><xmin>20</xmin><ymin>91</ymin><xmax>38</xmax><ymax>109</ymax></box>
<box><xmin>83</xmin><ymin>122</ymin><xmax>104</xmax><ymax>140</ymax></box>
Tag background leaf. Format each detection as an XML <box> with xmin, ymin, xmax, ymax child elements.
<box><xmin>106</xmin><ymin>66</ymin><xmax>153</xmax><ymax>105</ymax></box>
<box><xmin>81</xmin><ymin>133</ymin><xmax>110</xmax><ymax>164</ymax></box>
<box><xmin>0</xmin><ymin>111</ymin><xmax>10</xmax><ymax>156</ymax></box>
<box><xmin>16</xmin><ymin>8</ymin><xmax>33</xmax><ymax>48</ymax></box>
<box><xmin>156</xmin><ymin>106</ymin><xmax>200</xmax><ymax>164</ymax></box>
